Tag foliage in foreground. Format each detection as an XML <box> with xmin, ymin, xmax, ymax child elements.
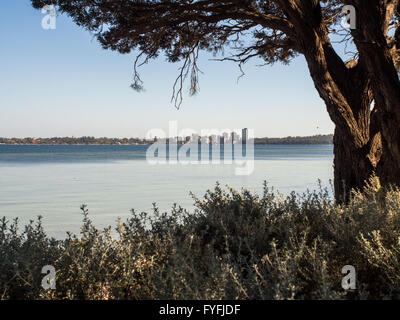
<box><xmin>1</xmin><ymin>176</ymin><xmax>400</xmax><ymax>300</ymax></box>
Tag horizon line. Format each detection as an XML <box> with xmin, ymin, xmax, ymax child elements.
<box><xmin>0</xmin><ymin>133</ymin><xmax>334</xmax><ymax>140</ymax></box>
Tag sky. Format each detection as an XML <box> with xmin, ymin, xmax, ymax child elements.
<box><xmin>0</xmin><ymin>0</ymin><xmax>335</xmax><ymax>139</ymax></box>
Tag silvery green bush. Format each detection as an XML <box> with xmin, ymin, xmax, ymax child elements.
<box><xmin>1</xmin><ymin>176</ymin><xmax>400</xmax><ymax>300</ymax></box>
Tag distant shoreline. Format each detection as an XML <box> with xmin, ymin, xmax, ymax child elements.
<box><xmin>0</xmin><ymin>143</ymin><xmax>333</xmax><ymax>146</ymax></box>
<box><xmin>0</xmin><ymin>134</ymin><xmax>333</xmax><ymax>146</ymax></box>
<box><xmin>0</xmin><ymin>143</ymin><xmax>149</xmax><ymax>146</ymax></box>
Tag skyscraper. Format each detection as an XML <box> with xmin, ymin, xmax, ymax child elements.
<box><xmin>223</xmin><ymin>132</ymin><xmax>229</xmax><ymax>144</ymax></box>
<box><xmin>242</xmin><ymin>128</ymin><xmax>248</xmax><ymax>144</ymax></box>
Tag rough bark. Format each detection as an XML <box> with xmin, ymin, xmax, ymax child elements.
<box><xmin>334</xmin><ymin>127</ymin><xmax>382</xmax><ymax>202</ymax></box>
<box><xmin>278</xmin><ymin>1</ymin><xmax>379</xmax><ymax>201</ymax></box>
<box><xmin>350</xmin><ymin>0</ymin><xmax>400</xmax><ymax>189</ymax></box>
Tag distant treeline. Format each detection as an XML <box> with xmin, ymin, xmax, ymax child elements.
<box><xmin>0</xmin><ymin>134</ymin><xmax>333</xmax><ymax>145</ymax></box>
<box><xmin>0</xmin><ymin>137</ymin><xmax>148</xmax><ymax>145</ymax></box>
<box><xmin>254</xmin><ymin>134</ymin><xmax>333</xmax><ymax>145</ymax></box>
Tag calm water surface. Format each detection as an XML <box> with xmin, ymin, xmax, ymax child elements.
<box><xmin>0</xmin><ymin>145</ymin><xmax>333</xmax><ymax>238</ymax></box>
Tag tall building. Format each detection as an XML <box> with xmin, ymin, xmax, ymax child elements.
<box><xmin>223</xmin><ymin>132</ymin><xmax>229</xmax><ymax>144</ymax></box>
<box><xmin>231</xmin><ymin>132</ymin><xmax>235</xmax><ymax>144</ymax></box>
<box><xmin>192</xmin><ymin>133</ymin><xmax>200</xmax><ymax>144</ymax></box>
<box><xmin>242</xmin><ymin>128</ymin><xmax>248</xmax><ymax>144</ymax></box>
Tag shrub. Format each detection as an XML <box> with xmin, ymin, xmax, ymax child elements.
<box><xmin>1</xmin><ymin>176</ymin><xmax>400</xmax><ymax>299</ymax></box>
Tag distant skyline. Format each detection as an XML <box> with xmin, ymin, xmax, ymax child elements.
<box><xmin>0</xmin><ymin>0</ymin><xmax>335</xmax><ymax>139</ymax></box>
<box><xmin>0</xmin><ymin>133</ymin><xmax>333</xmax><ymax>140</ymax></box>
<box><xmin>0</xmin><ymin>134</ymin><xmax>334</xmax><ymax>145</ymax></box>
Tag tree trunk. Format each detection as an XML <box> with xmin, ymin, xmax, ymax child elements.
<box><xmin>376</xmin><ymin>132</ymin><xmax>400</xmax><ymax>188</ymax></box>
<box><xmin>333</xmin><ymin>127</ymin><xmax>381</xmax><ymax>202</ymax></box>
<box><xmin>359</xmin><ymin>54</ymin><xmax>400</xmax><ymax>188</ymax></box>
<box><xmin>279</xmin><ymin>1</ymin><xmax>386</xmax><ymax>201</ymax></box>
<box><xmin>300</xmin><ymin>34</ymin><xmax>377</xmax><ymax>202</ymax></box>
<box><xmin>353</xmin><ymin>42</ymin><xmax>400</xmax><ymax>190</ymax></box>
<box><xmin>351</xmin><ymin>0</ymin><xmax>400</xmax><ymax>190</ymax></box>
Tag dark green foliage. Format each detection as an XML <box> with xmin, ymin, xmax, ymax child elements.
<box><xmin>0</xmin><ymin>137</ymin><xmax>148</xmax><ymax>145</ymax></box>
<box><xmin>254</xmin><ymin>134</ymin><xmax>333</xmax><ymax>145</ymax></box>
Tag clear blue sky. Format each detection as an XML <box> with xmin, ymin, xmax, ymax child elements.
<box><xmin>0</xmin><ymin>0</ymin><xmax>334</xmax><ymax>138</ymax></box>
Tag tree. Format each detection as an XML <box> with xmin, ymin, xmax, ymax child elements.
<box><xmin>348</xmin><ymin>0</ymin><xmax>400</xmax><ymax>194</ymax></box>
<box><xmin>31</xmin><ymin>0</ymin><xmax>400</xmax><ymax>201</ymax></box>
